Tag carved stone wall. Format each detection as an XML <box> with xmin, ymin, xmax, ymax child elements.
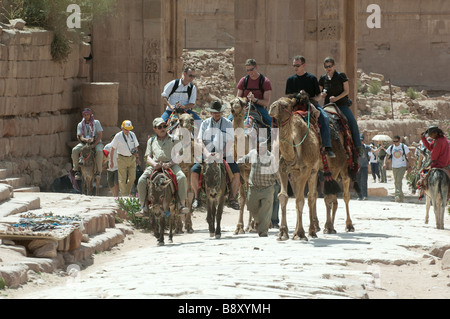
<box><xmin>92</xmin><ymin>0</ymin><xmax>183</xmax><ymax>146</ymax></box>
<box><xmin>234</xmin><ymin>0</ymin><xmax>358</xmax><ymax>109</ymax></box>
<box><xmin>358</xmin><ymin>0</ymin><xmax>450</xmax><ymax>91</ymax></box>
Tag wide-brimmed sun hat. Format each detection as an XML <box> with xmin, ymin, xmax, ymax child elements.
<box><xmin>205</xmin><ymin>100</ymin><xmax>227</xmax><ymax>113</ymax></box>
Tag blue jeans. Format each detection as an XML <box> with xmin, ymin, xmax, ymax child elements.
<box><xmin>316</xmin><ymin>106</ymin><xmax>332</xmax><ymax>148</ymax></box>
<box><xmin>338</xmin><ymin>106</ymin><xmax>361</xmax><ymax>149</ymax></box>
<box><xmin>161</xmin><ymin>108</ymin><xmax>201</xmax><ymax>122</ymax></box>
<box><xmin>228</xmin><ymin>104</ymin><xmax>272</xmax><ymax>127</ymax></box>
<box><xmin>271</xmin><ymin>181</ymin><xmax>281</xmax><ymax>226</ymax></box>
<box><xmin>356</xmin><ymin>166</ymin><xmax>368</xmax><ymax>198</ymax></box>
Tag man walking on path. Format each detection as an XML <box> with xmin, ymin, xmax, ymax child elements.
<box><xmin>384</xmin><ymin>135</ymin><xmax>411</xmax><ymax>202</ymax></box>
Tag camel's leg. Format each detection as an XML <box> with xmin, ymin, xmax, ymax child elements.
<box><xmin>277</xmin><ymin>171</ymin><xmax>290</xmax><ymax>241</ymax></box>
<box><xmin>342</xmin><ymin>177</ymin><xmax>354</xmax><ymax>232</ymax></box>
<box><xmin>291</xmin><ymin>176</ymin><xmax>308</xmax><ymax>241</ymax></box>
<box><xmin>234</xmin><ymin>182</ymin><xmax>247</xmax><ymax>235</ymax></box>
<box><xmin>307</xmin><ymin>173</ymin><xmax>320</xmax><ymax>236</ymax></box>
<box><xmin>185</xmin><ymin>186</ymin><xmax>195</xmax><ymax>233</ymax></box>
<box><xmin>95</xmin><ymin>175</ymin><xmax>101</xmax><ymax>196</ymax></box>
<box><xmin>323</xmin><ymin>194</ymin><xmax>336</xmax><ymax>234</ymax></box>
<box><xmin>425</xmin><ymin>195</ymin><xmax>431</xmax><ymax>224</ymax></box>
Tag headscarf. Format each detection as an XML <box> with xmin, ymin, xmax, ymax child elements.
<box><xmin>81</xmin><ymin>108</ymin><xmax>96</xmax><ymax>138</ymax></box>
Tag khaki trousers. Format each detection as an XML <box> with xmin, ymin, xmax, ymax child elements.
<box><xmin>247</xmin><ymin>185</ymin><xmax>274</xmax><ymax>235</ymax></box>
<box><xmin>117</xmin><ymin>154</ymin><xmax>136</xmax><ymax>197</ymax></box>
<box><xmin>392</xmin><ymin>166</ymin><xmax>407</xmax><ymax>200</ymax></box>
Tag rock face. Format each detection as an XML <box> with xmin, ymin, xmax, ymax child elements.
<box><xmin>356</xmin><ymin>69</ymin><xmax>450</xmax><ymax>145</ymax></box>
<box><xmin>181</xmin><ymin>48</ymin><xmax>236</xmax><ymax>119</ymax></box>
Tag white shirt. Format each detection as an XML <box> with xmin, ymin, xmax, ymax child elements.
<box><xmin>161</xmin><ymin>79</ymin><xmax>197</xmax><ymax>111</ymax></box>
<box><xmin>111</xmin><ymin>131</ymin><xmax>139</xmax><ymax>157</ymax></box>
<box><xmin>77</xmin><ymin>119</ymin><xmax>103</xmax><ymax>141</ymax></box>
<box><xmin>197</xmin><ymin>117</ymin><xmax>234</xmax><ymax>157</ymax></box>
<box><xmin>387</xmin><ymin>143</ymin><xmax>410</xmax><ymax>168</ymax></box>
<box><xmin>104</xmin><ymin>143</ymin><xmax>118</xmax><ymax>171</ymax></box>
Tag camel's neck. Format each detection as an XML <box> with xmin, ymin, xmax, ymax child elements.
<box><xmin>278</xmin><ymin>121</ymin><xmax>296</xmax><ymax>162</ymax></box>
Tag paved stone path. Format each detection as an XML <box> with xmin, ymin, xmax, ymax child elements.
<box><xmin>4</xmin><ymin>193</ymin><xmax>449</xmax><ymax>299</ymax></box>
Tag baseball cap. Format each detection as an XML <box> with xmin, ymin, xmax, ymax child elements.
<box><xmin>122</xmin><ymin>120</ymin><xmax>133</xmax><ymax>131</ymax></box>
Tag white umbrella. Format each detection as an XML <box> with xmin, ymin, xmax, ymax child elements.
<box><xmin>372</xmin><ymin>134</ymin><xmax>392</xmax><ymax>142</ymax></box>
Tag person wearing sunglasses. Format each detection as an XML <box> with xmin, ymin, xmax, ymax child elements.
<box><xmin>285</xmin><ymin>55</ymin><xmax>336</xmax><ymax>158</ymax></box>
<box><xmin>384</xmin><ymin>135</ymin><xmax>411</xmax><ymax>202</ymax></box>
<box><xmin>136</xmin><ymin>117</ymin><xmax>189</xmax><ymax>218</ymax></box>
<box><xmin>319</xmin><ymin>57</ymin><xmax>362</xmax><ymax>154</ymax></box>
<box><xmin>233</xmin><ymin>59</ymin><xmax>273</xmax><ymax>128</ymax></box>
<box><xmin>161</xmin><ymin>66</ymin><xmax>202</xmax><ymax>123</ymax></box>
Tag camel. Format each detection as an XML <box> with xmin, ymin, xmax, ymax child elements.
<box><xmin>321</xmin><ymin>103</ymin><xmax>358</xmax><ymax>234</ymax></box>
<box><xmin>268</xmin><ymin>96</ymin><xmax>322</xmax><ymax>240</ymax></box>
<box><xmin>78</xmin><ymin>142</ymin><xmax>101</xmax><ymax>196</ymax></box>
<box><xmin>175</xmin><ymin>113</ymin><xmax>197</xmax><ymax>233</ymax></box>
<box><xmin>230</xmin><ymin>97</ymin><xmax>256</xmax><ymax>234</ymax></box>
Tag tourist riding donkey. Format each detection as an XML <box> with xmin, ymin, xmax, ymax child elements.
<box><xmin>416</xmin><ymin>126</ymin><xmax>450</xmax><ymax>230</ymax></box>
<box><xmin>136</xmin><ymin>118</ymin><xmax>189</xmax><ymax>244</ymax></box>
<box><xmin>71</xmin><ymin>108</ymin><xmax>103</xmax><ymax>195</ymax></box>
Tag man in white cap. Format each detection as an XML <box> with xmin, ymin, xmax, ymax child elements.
<box><xmin>109</xmin><ymin>120</ymin><xmax>140</xmax><ymax>197</ymax></box>
<box><xmin>136</xmin><ymin>118</ymin><xmax>189</xmax><ymax>217</ymax></box>
<box><xmin>71</xmin><ymin>108</ymin><xmax>104</xmax><ymax>180</ymax></box>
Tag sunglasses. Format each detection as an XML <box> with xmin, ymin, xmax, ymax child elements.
<box><xmin>293</xmin><ymin>63</ymin><xmax>303</xmax><ymax>68</ymax></box>
<box><xmin>246</xmin><ymin>67</ymin><xmax>255</xmax><ymax>72</ymax></box>
<box><xmin>393</xmin><ymin>140</ymin><xmax>399</xmax><ymax>143</ymax></box>
<box><xmin>188</xmin><ymin>74</ymin><xmax>196</xmax><ymax>78</ymax></box>
<box><xmin>324</xmin><ymin>65</ymin><xmax>334</xmax><ymax>69</ymax></box>
<box><xmin>156</xmin><ymin>124</ymin><xmax>168</xmax><ymax>130</ymax></box>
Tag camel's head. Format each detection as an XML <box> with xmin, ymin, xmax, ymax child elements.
<box><xmin>269</xmin><ymin>97</ymin><xmax>296</xmax><ymax>122</ymax></box>
<box><xmin>178</xmin><ymin>113</ymin><xmax>194</xmax><ymax>131</ymax></box>
<box><xmin>230</xmin><ymin>97</ymin><xmax>246</xmax><ymax>119</ymax></box>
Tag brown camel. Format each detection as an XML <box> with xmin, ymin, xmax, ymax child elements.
<box><xmin>230</xmin><ymin>97</ymin><xmax>255</xmax><ymax>234</ymax></box>
<box><xmin>321</xmin><ymin>103</ymin><xmax>357</xmax><ymax>233</ymax></box>
<box><xmin>268</xmin><ymin>96</ymin><xmax>321</xmax><ymax>240</ymax></box>
<box><xmin>173</xmin><ymin>113</ymin><xmax>196</xmax><ymax>233</ymax></box>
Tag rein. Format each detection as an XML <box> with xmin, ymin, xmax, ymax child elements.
<box><xmin>274</xmin><ymin>102</ymin><xmax>311</xmax><ymax>148</ymax></box>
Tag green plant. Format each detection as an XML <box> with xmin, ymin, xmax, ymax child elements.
<box><xmin>368</xmin><ymin>80</ymin><xmax>381</xmax><ymax>95</ymax></box>
<box><xmin>0</xmin><ymin>0</ymin><xmax>25</xmax><ymax>22</ymax></box>
<box><xmin>116</xmin><ymin>196</ymin><xmax>154</xmax><ymax>230</ymax></box>
<box><xmin>406</xmin><ymin>87</ymin><xmax>420</xmax><ymax>100</ymax></box>
<box><xmin>4</xmin><ymin>0</ymin><xmax>118</xmax><ymax>61</ymax></box>
<box><xmin>0</xmin><ymin>277</ymin><xmax>5</xmax><ymax>290</ymax></box>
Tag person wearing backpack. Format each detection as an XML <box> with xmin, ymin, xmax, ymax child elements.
<box><xmin>161</xmin><ymin>67</ymin><xmax>202</xmax><ymax>122</ymax></box>
<box><xmin>384</xmin><ymin>135</ymin><xmax>412</xmax><ymax>202</ymax></box>
<box><xmin>233</xmin><ymin>59</ymin><xmax>273</xmax><ymax>127</ymax></box>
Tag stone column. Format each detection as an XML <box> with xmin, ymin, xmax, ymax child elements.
<box><xmin>81</xmin><ymin>82</ymin><xmax>120</xmax><ymax>140</ymax></box>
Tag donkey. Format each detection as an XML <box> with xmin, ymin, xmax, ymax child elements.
<box><xmin>424</xmin><ymin>169</ymin><xmax>449</xmax><ymax>230</ymax></box>
<box><xmin>78</xmin><ymin>142</ymin><xmax>100</xmax><ymax>196</ymax></box>
<box><xmin>147</xmin><ymin>170</ymin><xmax>176</xmax><ymax>245</ymax></box>
<box><xmin>202</xmin><ymin>161</ymin><xmax>228</xmax><ymax>239</ymax></box>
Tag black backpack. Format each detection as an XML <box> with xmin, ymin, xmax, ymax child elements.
<box><xmin>168</xmin><ymin>79</ymin><xmax>193</xmax><ymax>100</ymax></box>
<box><xmin>243</xmin><ymin>74</ymin><xmax>265</xmax><ymax>95</ymax></box>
